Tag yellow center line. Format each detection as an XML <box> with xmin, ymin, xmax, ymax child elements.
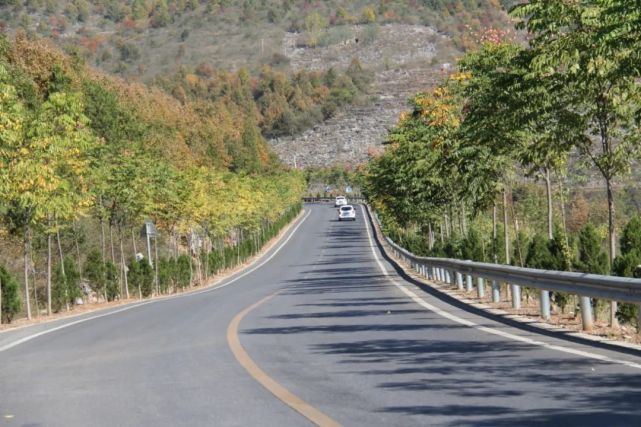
<box><xmin>227</xmin><ymin>291</ymin><xmax>342</xmax><ymax>427</ymax></box>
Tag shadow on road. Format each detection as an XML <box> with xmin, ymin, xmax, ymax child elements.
<box><xmin>243</xmin><ymin>207</ymin><xmax>641</xmax><ymax>427</ymax></box>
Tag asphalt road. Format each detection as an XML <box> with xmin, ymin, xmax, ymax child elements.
<box><xmin>2</xmin><ymin>204</ymin><xmax>641</xmax><ymax>427</ymax></box>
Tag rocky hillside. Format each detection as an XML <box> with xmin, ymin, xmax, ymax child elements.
<box><xmin>270</xmin><ymin>24</ymin><xmax>449</xmax><ymax>167</ymax></box>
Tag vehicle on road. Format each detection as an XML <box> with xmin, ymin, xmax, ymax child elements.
<box><xmin>338</xmin><ymin>205</ymin><xmax>356</xmax><ymax>221</ymax></box>
<box><xmin>335</xmin><ymin>195</ymin><xmax>347</xmax><ymax>207</ymax></box>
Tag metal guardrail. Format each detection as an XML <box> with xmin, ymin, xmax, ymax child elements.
<box><xmin>371</xmin><ymin>209</ymin><xmax>641</xmax><ymax>332</ymax></box>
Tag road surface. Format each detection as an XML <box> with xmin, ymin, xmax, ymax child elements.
<box><xmin>1</xmin><ymin>204</ymin><xmax>641</xmax><ymax>427</ymax></box>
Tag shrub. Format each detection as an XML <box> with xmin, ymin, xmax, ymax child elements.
<box><xmin>0</xmin><ymin>265</ymin><xmax>21</xmax><ymax>324</ymax></box>
<box><xmin>575</xmin><ymin>223</ymin><xmax>609</xmax><ymax>274</ymax></box>
<box><xmin>84</xmin><ymin>249</ymin><xmax>106</xmax><ymax>296</ymax></box>
<box><xmin>613</xmin><ymin>216</ymin><xmax>641</xmax><ymax>324</ymax></box>
<box><xmin>52</xmin><ymin>256</ymin><xmax>82</xmax><ymax>312</ymax></box>
<box><xmin>105</xmin><ymin>261</ymin><xmax>119</xmax><ymax>301</ymax></box>
<box><xmin>460</xmin><ymin>228</ymin><xmax>484</xmax><ymax>262</ymax></box>
<box><xmin>176</xmin><ymin>255</ymin><xmax>191</xmax><ymax>288</ymax></box>
<box><xmin>128</xmin><ymin>258</ymin><xmax>154</xmax><ymax>298</ymax></box>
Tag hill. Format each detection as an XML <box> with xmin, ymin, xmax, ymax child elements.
<box><xmin>0</xmin><ymin>1</ymin><xmax>511</xmax><ymax>77</ymax></box>
<box><xmin>0</xmin><ymin>1</ymin><xmax>514</xmax><ymax>165</ymax></box>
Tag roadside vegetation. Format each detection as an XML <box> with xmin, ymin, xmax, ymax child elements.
<box><xmin>364</xmin><ymin>2</ymin><xmax>641</xmax><ymax>330</ymax></box>
<box><xmin>0</xmin><ymin>33</ymin><xmax>305</xmax><ymax>323</ymax></box>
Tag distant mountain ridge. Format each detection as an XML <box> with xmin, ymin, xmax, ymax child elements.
<box><xmin>0</xmin><ymin>1</ymin><xmax>510</xmax><ymax>78</ymax></box>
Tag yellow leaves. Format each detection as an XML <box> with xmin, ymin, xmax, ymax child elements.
<box><xmin>414</xmin><ymin>86</ymin><xmax>461</xmax><ymax>129</ymax></box>
<box><xmin>185</xmin><ymin>73</ymin><xmax>199</xmax><ymax>86</ymax></box>
<box><xmin>449</xmin><ymin>71</ymin><xmax>473</xmax><ymax>82</ymax></box>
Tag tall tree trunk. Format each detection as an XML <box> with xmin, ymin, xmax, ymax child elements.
<box><xmin>439</xmin><ymin>222</ymin><xmax>444</xmax><ymax>244</ymax></box>
<box><xmin>428</xmin><ymin>223</ymin><xmax>434</xmax><ymax>251</ymax></box>
<box><xmin>461</xmin><ymin>202</ymin><xmax>467</xmax><ymax>236</ymax></box>
<box><xmin>109</xmin><ymin>224</ymin><xmax>116</xmax><ymax>264</ymax></box>
<box><xmin>204</xmin><ymin>234</ymin><xmax>210</xmax><ymax>280</ymax></box>
<box><xmin>24</xmin><ymin>226</ymin><xmax>32</xmax><ymax>320</ymax></box>
<box><xmin>188</xmin><ymin>228</ymin><xmax>194</xmax><ymax>287</ymax></box>
<box><xmin>443</xmin><ymin>213</ymin><xmax>450</xmax><ymax>239</ymax></box>
<box><xmin>154</xmin><ymin>237</ymin><xmax>159</xmax><ymax>295</ymax></box>
<box><xmin>493</xmin><ymin>203</ymin><xmax>498</xmax><ymax>264</ymax></box>
<box><xmin>120</xmin><ymin>231</ymin><xmax>129</xmax><ymax>299</ymax></box>
<box><xmin>100</xmin><ymin>219</ymin><xmax>106</xmax><ymax>262</ymax></box>
<box><xmin>544</xmin><ymin>167</ymin><xmax>553</xmax><ymax>240</ymax></box>
<box><xmin>236</xmin><ymin>229</ymin><xmax>241</xmax><ymax>265</ymax></box>
<box><xmin>56</xmin><ymin>225</ymin><xmax>69</xmax><ymax>312</ymax></box>
<box><xmin>503</xmin><ymin>189</ymin><xmax>510</xmax><ymax>265</ymax></box>
<box><xmin>606</xmin><ymin>177</ymin><xmax>619</xmax><ymax>327</ymax></box>
<box><xmin>131</xmin><ymin>228</ymin><xmax>138</xmax><ymax>257</ymax></box>
<box><xmin>29</xmin><ymin>247</ymin><xmax>38</xmax><ymax>317</ymax></box>
<box><xmin>510</xmin><ymin>191</ymin><xmax>524</xmax><ymax>267</ymax></box>
<box><xmin>73</xmin><ymin>222</ymin><xmax>83</xmax><ymax>279</ymax></box>
<box><xmin>46</xmin><ymin>222</ymin><xmax>52</xmax><ymax>315</ymax></box>
<box><xmin>558</xmin><ymin>178</ymin><xmax>569</xmax><ymax>247</ymax></box>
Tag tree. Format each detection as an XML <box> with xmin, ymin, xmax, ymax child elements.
<box><xmin>128</xmin><ymin>257</ymin><xmax>153</xmax><ymax>298</ymax></box>
<box><xmin>84</xmin><ymin>249</ymin><xmax>107</xmax><ymax>300</ymax></box>
<box><xmin>512</xmin><ymin>1</ymin><xmax>641</xmax><ymax>326</ymax></box>
<box><xmin>52</xmin><ymin>256</ymin><xmax>81</xmax><ymax>312</ymax></box>
<box><xmin>0</xmin><ymin>265</ymin><xmax>21</xmax><ymax>324</ymax></box>
<box><xmin>304</xmin><ymin>12</ymin><xmax>328</xmax><ymax>48</ymax></box>
<box><xmin>575</xmin><ymin>224</ymin><xmax>609</xmax><ymax>275</ymax></box>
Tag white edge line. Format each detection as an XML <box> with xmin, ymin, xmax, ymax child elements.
<box><xmin>359</xmin><ymin>205</ymin><xmax>641</xmax><ymax>371</ymax></box>
<box><xmin>0</xmin><ymin>209</ymin><xmax>312</xmax><ymax>353</ymax></box>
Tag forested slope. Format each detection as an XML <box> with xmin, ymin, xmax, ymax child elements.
<box><xmin>0</xmin><ymin>33</ymin><xmax>305</xmax><ymax>323</ymax></box>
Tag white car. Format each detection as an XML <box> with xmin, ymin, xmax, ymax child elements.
<box><xmin>338</xmin><ymin>205</ymin><xmax>356</xmax><ymax>221</ymax></box>
<box><xmin>335</xmin><ymin>195</ymin><xmax>347</xmax><ymax>207</ymax></box>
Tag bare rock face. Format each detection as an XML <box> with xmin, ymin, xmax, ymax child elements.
<box><xmin>269</xmin><ymin>24</ymin><xmax>451</xmax><ymax>168</ymax></box>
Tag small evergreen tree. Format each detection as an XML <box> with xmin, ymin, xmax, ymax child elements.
<box><xmin>613</xmin><ymin>216</ymin><xmax>641</xmax><ymax>324</ymax></box>
<box><xmin>461</xmin><ymin>228</ymin><xmax>484</xmax><ymax>262</ymax></box>
<box><xmin>84</xmin><ymin>250</ymin><xmax>106</xmax><ymax>298</ymax></box>
<box><xmin>525</xmin><ymin>234</ymin><xmax>555</xmax><ymax>269</ymax></box>
<box><xmin>128</xmin><ymin>258</ymin><xmax>154</xmax><ymax>298</ymax></box>
<box><xmin>0</xmin><ymin>265</ymin><xmax>21</xmax><ymax>324</ymax></box>
<box><xmin>176</xmin><ymin>255</ymin><xmax>191</xmax><ymax>288</ymax></box>
<box><xmin>575</xmin><ymin>224</ymin><xmax>609</xmax><ymax>274</ymax></box>
<box><xmin>52</xmin><ymin>256</ymin><xmax>81</xmax><ymax>312</ymax></box>
<box><xmin>105</xmin><ymin>261</ymin><xmax>119</xmax><ymax>301</ymax></box>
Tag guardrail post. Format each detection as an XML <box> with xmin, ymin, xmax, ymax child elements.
<box><xmin>435</xmin><ymin>268</ymin><xmax>441</xmax><ymax>282</ymax></box>
<box><xmin>580</xmin><ymin>296</ymin><xmax>593</xmax><ymax>331</ymax></box>
<box><xmin>466</xmin><ymin>274</ymin><xmax>473</xmax><ymax>293</ymax></box>
<box><xmin>540</xmin><ymin>290</ymin><xmax>551</xmax><ymax>320</ymax></box>
<box><xmin>477</xmin><ymin>277</ymin><xmax>485</xmax><ymax>298</ymax></box>
<box><xmin>491</xmin><ymin>280</ymin><xmax>500</xmax><ymax>303</ymax></box>
<box><xmin>445</xmin><ymin>270</ymin><xmax>452</xmax><ymax>284</ymax></box>
<box><xmin>637</xmin><ymin>304</ymin><xmax>641</xmax><ymax>335</ymax></box>
<box><xmin>511</xmin><ymin>284</ymin><xmax>521</xmax><ymax>309</ymax></box>
<box><xmin>430</xmin><ymin>266</ymin><xmax>436</xmax><ymax>281</ymax></box>
<box><xmin>456</xmin><ymin>272</ymin><xmax>464</xmax><ymax>291</ymax></box>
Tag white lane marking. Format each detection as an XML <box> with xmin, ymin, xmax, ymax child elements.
<box><xmin>0</xmin><ymin>209</ymin><xmax>312</xmax><ymax>353</ymax></box>
<box><xmin>359</xmin><ymin>205</ymin><xmax>641</xmax><ymax>371</ymax></box>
